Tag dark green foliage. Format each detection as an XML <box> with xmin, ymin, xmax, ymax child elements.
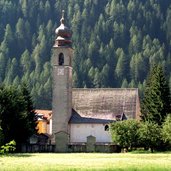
<box><xmin>110</xmin><ymin>119</ymin><xmax>139</xmax><ymax>150</ymax></box>
<box><xmin>110</xmin><ymin>120</ymin><xmax>162</xmax><ymax>152</ymax></box>
<box><xmin>0</xmin><ymin>1</ymin><xmax>171</xmax><ymax>108</ymax></box>
<box><xmin>138</xmin><ymin>121</ymin><xmax>161</xmax><ymax>152</ymax></box>
<box><xmin>162</xmin><ymin>114</ymin><xmax>171</xmax><ymax>145</ymax></box>
<box><xmin>0</xmin><ymin>85</ymin><xmax>36</xmax><ymax>145</ymax></box>
<box><xmin>0</xmin><ymin>140</ymin><xmax>16</xmax><ymax>154</ymax></box>
<box><xmin>141</xmin><ymin>65</ymin><xmax>171</xmax><ymax>125</ymax></box>
<box><xmin>0</xmin><ymin>126</ymin><xmax>4</xmax><ymax>146</ymax></box>
<box><xmin>20</xmin><ymin>82</ymin><xmax>37</xmax><ymax>137</ymax></box>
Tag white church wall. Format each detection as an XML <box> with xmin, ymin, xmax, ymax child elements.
<box><xmin>70</xmin><ymin>123</ymin><xmax>112</xmax><ymax>143</ymax></box>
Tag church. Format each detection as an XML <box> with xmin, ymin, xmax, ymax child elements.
<box><xmin>51</xmin><ymin>11</ymin><xmax>140</xmax><ymax>152</ymax></box>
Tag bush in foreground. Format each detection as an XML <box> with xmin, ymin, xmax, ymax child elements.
<box><xmin>138</xmin><ymin>121</ymin><xmax>161</xmax><ymax>152</ymax></box>
<box><xmin>0</xmin><ymin>140</ymin><xmax>16</xmax><ymax>154</ymax></box>
<box><xmin>110</xmin><ymin>120</ymin><xmax>164</xmax><ymax>152</ymax></box>
<box><xmin>162</xmin><ymin>114</ymin><xmax>171</xmax><ymax>146</ymax></box>
<box><xmin>110</xmin><ymin>119</ymin><xmax>139</xmax><ymax>151</ymax></box>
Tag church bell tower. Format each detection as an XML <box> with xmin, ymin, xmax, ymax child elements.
<box><xmin>52</xmin><ymin>11</ymin><xmax>73</xmax><ymax>152</ymax></box>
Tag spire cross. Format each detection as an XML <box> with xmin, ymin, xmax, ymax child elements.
<box><xmin>62</xmin><ymin>10</ymin><xmax>65</xmax><ymax>19</ymax></box>
<box><xmin>60</xmin><ymin>10</ymin><xmax>65</xmax><ymax>24</ymax></box>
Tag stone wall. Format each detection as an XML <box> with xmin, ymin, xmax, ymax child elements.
<box><xmin>21</xmin><ymin>144</ymin><xmax>55</xmax><ymax>153</ymax></box>
<box><xmin>68</xmin><ymin>144</ymin><xmax>121</xmax><ymax>153</ymax></box>
<box><xmin>20</xmin><ymin>144</ymin><xmax>120</xmax><ymax>153</ymax></box>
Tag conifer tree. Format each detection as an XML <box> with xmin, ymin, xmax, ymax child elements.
<box><xmin>115</xmin><ymin>48</ymin><xmax>127</xmax><ymax>84</ymax></box>
<box><xmin>0</xmin><ymin>84</ymin><xmax>36</xmax><ymax>145</ymax></box>
<box><xmin>20</xmin><ymin>82</ymin><xmax>37</xmax><ymax>137</ymax></box>
<box><xmin>0</xmin><ymin>53</ymin><xmax>6</xmax><ymax>82</ymax></box>
<box><xmin>141</xmin><ymin>64</ymin><xmax>171</xmax><ymax>125</ymax></box>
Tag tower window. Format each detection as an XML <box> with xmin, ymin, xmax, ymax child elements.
<box><xmin>58</xmin><ymin>53</ymin><xmax>64</xmax><ymax>65</ymax></box>
<box><xmin>104</xmin><ymin>125</ymin><xmax>109</xmax><ymax>131</ymax></box>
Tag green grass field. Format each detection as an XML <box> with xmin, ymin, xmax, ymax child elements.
<box><xmin>0</xmin><ymin>153</ymin><xmax>171</xmax><ymax>171</ymax></box>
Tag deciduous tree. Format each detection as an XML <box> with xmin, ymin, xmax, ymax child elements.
<box><xmin>110</xmin><ymin>119</ymin><xmax>139</xmax><ymax>150</ymax></box>
<box><xmin>162</xmin><ymin>114</ymin><xmax>171</xmax><ymax>145</ymax></box>
<box><xmin>138</xmin><ymin>121</ymin><xmax>161</xmax><ymax>152</ymax></box>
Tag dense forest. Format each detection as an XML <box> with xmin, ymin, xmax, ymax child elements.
<box><xmin>0</xmin><ymin>0</ymin><xmax>171</xmax><ymax>109</ymax></box>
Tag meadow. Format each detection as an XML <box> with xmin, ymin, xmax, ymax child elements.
<box><xmin>0</xmin><ymin>153</ymin><xmax>171</xmax><ymax>171</ymax></box>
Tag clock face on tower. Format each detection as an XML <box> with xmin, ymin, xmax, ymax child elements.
<box><xmin>57</xmin><ymin>68</ymin><xmax>64</xmax><ymax>75</ymax></box>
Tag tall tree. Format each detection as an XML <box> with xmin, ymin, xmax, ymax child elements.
<box><xmin>141</xmin><ymin>64</ymin><xmax>171</xmax><ymax>125</ymax></box>
<box><xmin>115</xmin><ymin>48</ymin><xmax>127</xmax><ymax>85</ymax></box>
<box><xmin>20</xmin><ymin>82</ymin><xmax>37</xmax><ymax>137</ymax></box>
<box><xmin>0</xmin><ymin>84</ymin><xmax>36</xmax><ymax>145</ymax></box>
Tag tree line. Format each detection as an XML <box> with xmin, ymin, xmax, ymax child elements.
<box><xmin>1</xmin><ymin>0</ymin><xmax>171</xmax><ymax>109</ymax></box>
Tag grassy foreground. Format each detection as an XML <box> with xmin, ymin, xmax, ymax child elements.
<box><xmin>0</xmin><ymin>153</ymin><xmax>171</xmax><ymax>171</ymax></box>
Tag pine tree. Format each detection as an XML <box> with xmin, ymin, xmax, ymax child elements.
<box><xmin>20</xmin><ymin>82</ymin><xmax>36</xmax><ymax>137</ymax></box>
<box><xmin>20</xmin><ymin>0</ymin><xmax>28</xmax><ymax>18</ymax></box>
<box><xmin>0</xmin><ymin>85</ymin><xmax>27</xmax><ymax>144</ymax></box>
<box><xmin>20</xmin><ymin>49</ymin><xmax>31</xmax><ymax>72</ymax></box>
<box><xmin>141</xmin><ymin>64</ymin><xmax>171</xmax><ymax>125</ymax></box>
<box><xmin>115</xmin><ymin>48</ymin><xmax>127</xmax><ymax>85</ymax></box>
<box><xmin>0</xmin><ymin>83</ymin><xmax>36</xmax><ymax>145</ymax></box>
<box><xmin>0</xmin><ymin>53</ymin><xmax>6</xmax><ymax>82</ymax></box>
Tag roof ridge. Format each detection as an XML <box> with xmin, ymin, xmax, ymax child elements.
<box><xmin>72</xmin><ymin>88</ymin><xmax>138</xmax><ymax>90</ymax></box>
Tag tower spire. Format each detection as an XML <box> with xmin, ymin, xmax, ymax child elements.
<box><xmin>60</xmin><ymin>10</ymin><xmax>65</xmax><ymax>24</ymax></box>
<box><xmin>54</xmin><ymin>10</ymin><xmax>72</xmax><ymax>47</ymax></box>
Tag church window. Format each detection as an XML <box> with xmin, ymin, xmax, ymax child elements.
<box><xmin>58</xmin><ymin>53</ymin><xmax>64</xmax><ymax>65</ymax></box>
<box><xmin>104</xmin><ymin>125</ymin><xmax>109</xmax><ymax>131</ymax></box>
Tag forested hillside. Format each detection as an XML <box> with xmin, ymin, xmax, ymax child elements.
<box><xmin>1</xmin><ymin>0</ymin><xmax>171</xmax><ymax>109</ymax></box>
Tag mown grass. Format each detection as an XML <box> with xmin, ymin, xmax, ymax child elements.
<box><xmin>0</xmin><ymin>153</ymin><xmax>171</xmax><ymax>171</ymax></box>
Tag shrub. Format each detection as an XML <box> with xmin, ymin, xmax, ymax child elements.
<box><xmin>138</xmin><ymin>121</ymin><xmax>161</xmax><ymax>152</ymax></box>
<box><xmin>0</xmin><ymin>140</ymin><xmax>16</xmax><ymax>154</ymax></box>
<box><xmin>162</xmin><ymin>114</ymin><xmax>171</xmax><ymax>145</ymax></box>
<box><xmin>110</xmin><ymin>119</ymin><xmax>139</xmax><ymax>151</ymax></box>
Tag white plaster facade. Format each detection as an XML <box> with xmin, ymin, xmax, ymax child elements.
<box><xmin>47</xmin><ymin>118</ymin><xmax>52</xmax><ymax>135</ymax></box>
<box><xmin>69</xmin><ymin>123</ymin><xmax>112</xmax><ymax>143</ymax></box>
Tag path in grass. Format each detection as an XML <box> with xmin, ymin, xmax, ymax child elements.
<box><xmin>0</xmin><ymin>153</ymin><xmax>171</xmax><ymax>171</ymax></box>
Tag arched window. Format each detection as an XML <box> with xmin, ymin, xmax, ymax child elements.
<box><xmin>58</xmin><ymin>53</ymin><xmax>64</xmax><ymax>65</ymax></box>
<box><xmin>104</xmin><ymin>125</ymin><xmax>109</xmax><ymax>131</ymax></box>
